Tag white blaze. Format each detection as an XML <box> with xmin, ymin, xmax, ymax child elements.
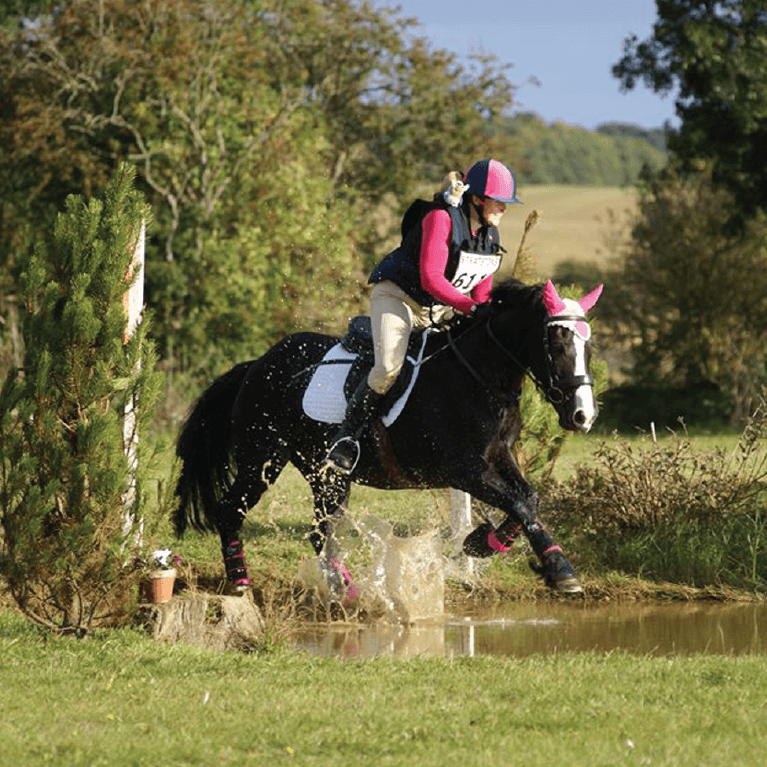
<box><xmin>550</xmin><ymin>298</ymin><xmax>598</xmax><ymax>433</ymax></box>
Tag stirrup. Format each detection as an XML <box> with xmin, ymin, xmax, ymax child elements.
<box><xmin>323</xmin><ymin>436</ymin><xmax>361</xmax><ymax>475</ymax></box>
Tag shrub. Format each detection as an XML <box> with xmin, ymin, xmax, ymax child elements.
<box><xmin>544</xmin><ymin>404</ymin><xmax>767</xmax><ymax>590</ymax></box>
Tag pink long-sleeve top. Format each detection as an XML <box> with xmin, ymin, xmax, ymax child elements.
<box><xmin>419</xmin><ymin>209</ymin><xmax>494</xmax><ymax>314</ymax></box>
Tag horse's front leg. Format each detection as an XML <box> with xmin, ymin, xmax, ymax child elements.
<box><xmin>463</xmin><ymin>460</ymin><xmax>583</xmax><ymax>594</ymax></box>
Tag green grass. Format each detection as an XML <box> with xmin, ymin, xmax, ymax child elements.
<box><xmin>2</xmin><ymin>430</ymin><xmax>764</xmax><ymax>764</ymax></box>
<box><xmin>155</xmin><ymin>428</ymin><xmax>759</xmax><ymax>604</ymax></box>
<box><xmin>1</xmin><ymin>610</ymin><xmax>766</xmax><ymax>767</ymax></box>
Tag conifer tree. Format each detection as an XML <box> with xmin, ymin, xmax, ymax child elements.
<box><xmin>0</xmin><ymin>164</ymin><xmax>171</xmax><ymax>635</ymax></box>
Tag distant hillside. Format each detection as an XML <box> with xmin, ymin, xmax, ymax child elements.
<box><xmin>499</xmin><ymin>113</ymin><xmax>668</xmax><ymax>186</ymax></box>
<box><xmin>595</xmin><ymin>122</ymin><xmax>668</xmax><ymax>152</ymax></box>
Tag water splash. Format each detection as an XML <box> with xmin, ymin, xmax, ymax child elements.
<box><xmin>356</xmin><ymin>514</ymin><xmax>445</xmax><ymax>623</ymax></box>
<box><xmin>298</xmin><ymin>513</ymin><xmax>446</xmax><ymax>623</ymax></box>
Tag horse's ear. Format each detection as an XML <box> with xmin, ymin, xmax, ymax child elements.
<box><xmin>579</xmin><ymin>284</ymin><xmax>603</xmax><ymax>314</ymax></box>
<box><xmin>542</xmin><ymin>280</ymin><xmax>567</xmax><ymax>316</ymax></box>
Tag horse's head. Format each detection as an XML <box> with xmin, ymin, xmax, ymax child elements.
<box><xmin>538</xmin><ymin>279</ymin><xmax>602</xmax><ymax>432</ymax></box>
<box><xmin>486</xmin><ymin>279</ymin><xmax>603</xmax><ymax>433</ymax></box>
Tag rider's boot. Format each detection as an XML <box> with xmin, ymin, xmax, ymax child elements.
<box><xmin>323</xmin><ymin>380</ymin><xmax>383</xmax><ymax>474</ymax></box>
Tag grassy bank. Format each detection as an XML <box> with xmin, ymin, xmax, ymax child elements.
<box><xmin>1</xmin><ymin>610</ymin><xmax>766</xmax><ymax>767</ymax></box>
<box><xmin>2</xmin><ymin>430</ymin><xmax>764</xmax><ymax>766</ymax></box>
<box><xmin>125</xmin><ymin>428</ymin><xmax>764</xmax><ymax>611</ymax></box>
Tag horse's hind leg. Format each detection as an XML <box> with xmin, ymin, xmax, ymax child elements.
<box><xmin>307</xmin><ymin>474</ymin><xmax>354</xmax><ymax>596</ymax></box>
<box><xmin>217</xmin><ymin>452</ymin><xmax>288</xmax><ymax>591</ymax></box>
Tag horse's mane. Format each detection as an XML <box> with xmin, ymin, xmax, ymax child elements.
<box><xmin>489</xmin><ymin>278</ymin><xmax>543</xmax><ymax>309</ymax></box>
<box><xmin>444</xmin><ymin>278</ymin><xmax>543</xmax><ymax>334</ymax></box>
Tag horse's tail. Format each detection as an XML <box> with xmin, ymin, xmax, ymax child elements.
<box><xmin>174</xmin><ymin>361</ymin><xmax>254</xmax><ymax>537</ymax></box>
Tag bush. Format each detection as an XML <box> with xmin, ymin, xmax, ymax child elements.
<box><xmin>543</xmin><ymin>404</ymin><xmax>767</xmax><ymax>590</ymax></box>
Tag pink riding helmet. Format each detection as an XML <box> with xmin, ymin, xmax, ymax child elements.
<box><xmin>463</xmin><ymin>159</ymin><xmax>522</xmax><ymax>204</ymax></box>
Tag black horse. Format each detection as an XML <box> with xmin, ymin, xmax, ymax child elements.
<box><xmin>174</xmin><ymin>279</ymin><xmax>603</xmax><ymax>595</ymax></box>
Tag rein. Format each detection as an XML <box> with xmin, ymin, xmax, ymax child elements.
<box><xmin>446</xmin><ymin>326</ymin><xmax>521</xmax><ymax>406</ymax></box>
<box><xmin>449</xmin><ymin>311</ymin><xmax>594</xmax><ymax>406</ymax></box>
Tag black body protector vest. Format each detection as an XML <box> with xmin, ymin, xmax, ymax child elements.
<box><xmin>368</xmin><ymin>198</ymin><xmax>504</xmax><ymax>308</ymax></box>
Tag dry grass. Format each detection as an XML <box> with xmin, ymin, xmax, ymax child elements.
<box><xmin>498</xmin><ymin>184</ymin><xmax>638</xmax><ymax>278</ymax></box>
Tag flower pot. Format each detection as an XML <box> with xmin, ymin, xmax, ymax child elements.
<box><xmin>146</xmin><ymin>568</ymin><xmax>176</xmax><ymax>604</ymax></box>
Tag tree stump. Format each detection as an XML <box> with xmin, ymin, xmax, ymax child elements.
<box><xmin>142</xmin><ymin>592</ymin><xmax>265</xmax><ymax>652</ymax></box>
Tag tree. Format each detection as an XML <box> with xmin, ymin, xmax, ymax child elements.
<box><xmin>0</xmin><ymin>164</ymin><xmax>172</xmax><ymax>635</ymax></box>
<box><xmin>613</xmin><ymin>0</ymin><xmax>767</xmax><ymax>221</ymax></box>
<box><xmin>599</xmin><ymin>167</ymin><xmax>767</xmax><ymax>424</ymax></box>
<box><xmin>596</xmin><ymin>122</ymin><xmax>668</xmax><ymax>152</ymax></box>
<box><xmin>497</xmin><ymin>114</ymin><xmax>667</xmax><ymax>185</ymax></box>
<box><xmin>0</xmin><ymin>0</ymin><xmax>517</xmax><ymax>378</ymax></box>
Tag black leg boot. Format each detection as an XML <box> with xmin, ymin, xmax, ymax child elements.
<box><xmin>323</xmin><ymin>380</ymin><xmax>382</xmax><ymax>474</ymax></box>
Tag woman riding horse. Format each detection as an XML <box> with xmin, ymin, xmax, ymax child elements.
<box><xmin>175</xmin><ymin>276</ymin><xmax>602</xmax><ymax>596</ymax></box>
<box><xmin>323</xmin><ymin>159</ymin><xmax>522</xmax><ymax>474</ymax></box>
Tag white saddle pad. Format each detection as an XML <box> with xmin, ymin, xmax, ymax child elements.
<box><xmin>301</xmin><ymin>331</ymin><xmax>432</xmax><ymax>427</ymax></box>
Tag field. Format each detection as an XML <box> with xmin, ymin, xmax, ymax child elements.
<box><xmin>2</xmin><ymin>427</ymin><xmax>765</xmax><ymax>766</ymax></box>
<box><xmin>2</xmin><ymin>610</ymin><xmax>767</xmax><ymax>767</ymax></box>
<box><xmin>4</xmin><ymin>184</ymin><xmax>765</xmax><ymax>767</ymax></box>
<box><xmin>497</xmin><ymin>184</ymin><xmax>638</xmax><ymax>277</ymax></box>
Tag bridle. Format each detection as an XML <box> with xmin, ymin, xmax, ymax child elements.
<box><xmin>456</xmin><ymin>310</ymin><xmax>595</xmax><ymax>407</ymax></box>
<box><xmin>537</xmin><ymin>314</ymin><xmax>596</xmax><ymax>404</ymax></box>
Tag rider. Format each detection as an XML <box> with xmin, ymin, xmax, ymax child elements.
<box><xmin>323</xmin><ymin>158</ymin><xmax>523</xmax><ymax>474</ymax></box>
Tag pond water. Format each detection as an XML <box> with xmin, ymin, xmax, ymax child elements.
<box><xmin>292</xmin><ymin>602</ymin><xmax>767</xmax><ymax>659</ymax></box>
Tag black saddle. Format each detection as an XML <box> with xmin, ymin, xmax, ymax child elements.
<box><xmin>337</xmin><ymin>316</ymin><xmax>434</xmax><ymax>403</ymax></box>
<box><xmin>340</xmin><ymin>315</ymin><xmax>376</xmax><ymax>356</ymax></box>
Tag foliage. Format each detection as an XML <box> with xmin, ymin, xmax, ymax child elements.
<box><xmin>596</xmin><ymin>121</ymin><xmax>668</xmax><ymax>152</ymax></box>
<box><xmin>0</xmin><ymin>164</ymin><xmax>174</xmax><ymax>636</ymax></box>
<box><xmin>613</xmin><ymin>0</ymin><xmax>767</xmax><ymax>222</ymax></box>
<box><xmin>545</xmin><ymin>405</ymin><xmax>767</xmax><ymax>590</ymax></box>
<box><xmin>498</xmin><ymin>113</ymin><xmax>667</xmax><ymax>185</ymax></box>
<box><xmin>596</xmin><ymin>383</ymin><xmax>733</xmax><ymax>434</ymax></box>
<box><xmin>0</xmin><ymin>0</ymin><xmax>515</xmax><ymax>379</ymax></box>
<box><xmin>597</xmin><ymin>167</ymin><xmax>767</xmax><ymax>424</ymax></box>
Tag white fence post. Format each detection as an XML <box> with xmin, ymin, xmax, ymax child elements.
<box><xmin>449</xmin><ymin>488</ymin><xmax>474</xmax><ymax>576</ymax></box>
<box><xmin>122</xmin><ymin>219</ymin><xmax>145</xmax><ymax>544</ymax></box>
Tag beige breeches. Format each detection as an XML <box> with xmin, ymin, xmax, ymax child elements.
<box><xmin>366</xmin><ymin>280</ymin><xmax>453</xmax><ymax>395</ymax></box>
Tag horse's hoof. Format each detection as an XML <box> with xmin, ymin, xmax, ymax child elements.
<box><xmin>554</xmin><ymin>576</ymin><xmax>584</xmax><ymax>594</ymax></box>
<box><xmin>530</xmin><ymin>551</ymin><xmax>583</xmax><ymax>594</ymax></box>
<box><xmin>462</xmin><ymin>523</ymin><xmax>517</xmax><ymax>558</ymax></box>
<box><xmin>224</xmin><ymin>579</ymin><xmax>252</xmax><ymax>596</ymax></box>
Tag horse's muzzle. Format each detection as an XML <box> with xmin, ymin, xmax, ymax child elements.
<box><xmin>560</xmin><ymin>385</ymin><xmax>598</xmax><ymax>433</ymax></box>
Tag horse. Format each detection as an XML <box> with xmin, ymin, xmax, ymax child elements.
<box><xmin>173</xmin><ymin>278</ymin><xmax>603</xmax><ymax>596</ymax></box>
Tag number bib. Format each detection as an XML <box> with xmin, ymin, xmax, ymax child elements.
<box><xmin>450</xmin><ymin>251</ymin><xmax>502</xmax><ymax>294</ymax></box>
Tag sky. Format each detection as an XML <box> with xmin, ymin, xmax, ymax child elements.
<box><xmin>392</xmin><ymin>0</ymin><xmax>678</xmax><ymax>132</ymax></box>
